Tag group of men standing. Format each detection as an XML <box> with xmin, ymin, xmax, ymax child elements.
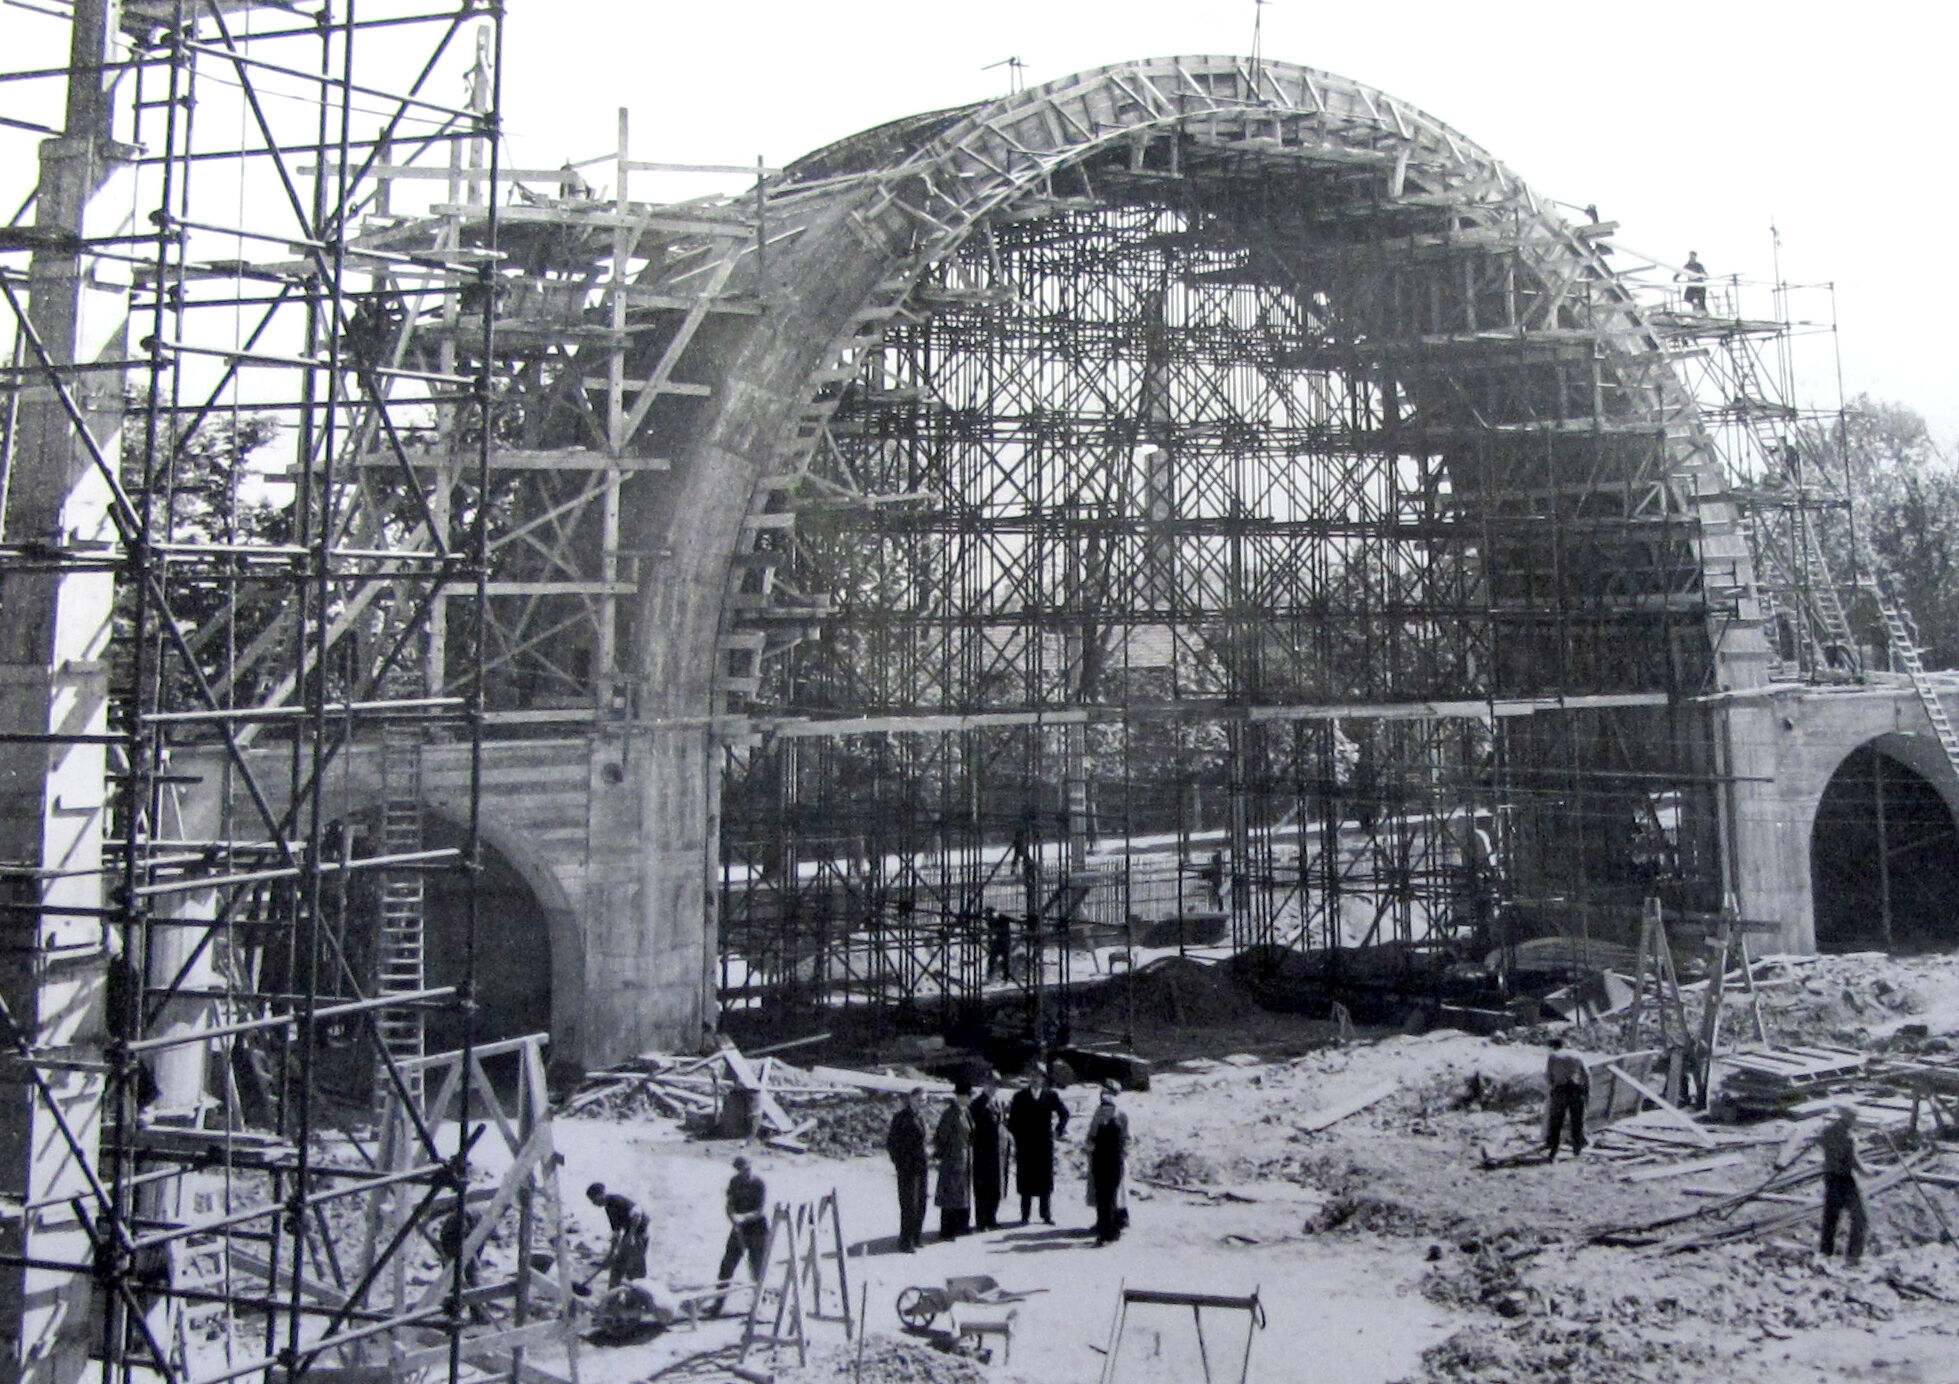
<box><xmin>884</xmin><ymin>1069</ymin><xmax>1129</xmax><ymax>1252</ymax></box>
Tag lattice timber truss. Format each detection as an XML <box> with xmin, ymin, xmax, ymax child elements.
<box><xmin>715</xmin><ymin>60</ymin><xmax>1756</xmax><ymax>1037</ymax></box>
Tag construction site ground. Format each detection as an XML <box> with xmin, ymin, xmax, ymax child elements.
<box><xmin>483</xmin><ymin>949</ymin><xmax>1959</xmax><ymax>1383</ymax></box>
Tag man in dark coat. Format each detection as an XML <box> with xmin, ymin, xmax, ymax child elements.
<box><xmin>1006</xmin><ymin>1069</ymin><xmax>1069</xmax><ymax>1225</ymax></box>
<box><xmin>969</xmin><ymin>1077</ymin><xmax>1010</xmax><ymax>1231</ymax></box>
<box><xmin>1086</xmin><ymin>1084</ymin><xmax>1130</xmax><ymax>1246</ymax></box>
<box><xmin>934</xmin><ymin>1082</ymin><xmax>975</xmax><ymax>1241</ymax></box>
<box><xmin>885</xmin><ymin>1088</ymin><xmax>930</xmax><ymax>1253</ymax></box>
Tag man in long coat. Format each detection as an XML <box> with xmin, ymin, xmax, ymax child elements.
<box><xmin>933</xmin><ymin>1083</ymin><xmax>974</xmax><ymax>1240</ymax></box>
<box><xmin>1006</xmin><ymin>1069</ymin><xmax>1069</xmax><ymax>1225</ymax></box>
<box><xmin>969</xmin><ymin>1078</ymin><xmax>1010</xmax><ymax>1231</ymax></box>
<box><xmin>884</xmin><ymin>1088</ymin><xmax>929</xmax><ymax>1253</ymax></box>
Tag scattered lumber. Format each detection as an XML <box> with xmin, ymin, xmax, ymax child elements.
<box><xmin>564</xmin><ymin>1043</ymin><xmax>863</xmax><ymax>1141</ymax></box>
<box><xmin>1295</xmin><ymin>1081</ymin><xmax>1397</xmax><ymax>1133</ymax></box>
<box><xmin>1622</xmin><ymin>1153</ymin><xmax>1744</xmax><ymax>1183</ymax></box>
<box><xmin>1657</xmin><ymin>1155</ymin><xmax>1932</xmax><ymax>1254</ymax></box>
<box><xmin>1603</xmin><ymin>1064</ymin><xmax>1716</xmax><ymax>1148</ymax></box>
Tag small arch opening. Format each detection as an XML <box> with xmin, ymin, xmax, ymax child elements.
<box><xmin>255</xmin><ymin>811</ymin><xmax>553</xmax><ymax>1106</ymax></box>
<box><xmin>1811</xmin><ymin>744</ymin><xmax>1959</xmax><ymax>952</ymax></box>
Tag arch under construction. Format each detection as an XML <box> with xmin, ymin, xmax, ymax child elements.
<box><xmin>4</xmin><ymin>24</ymin><xmax>1958</xmax><ymax>1384</ymax></box>
<box><xmin>409</xmin><ymin>56</ymin><xmax>1957</xmax><ymax>1047</ymax></box>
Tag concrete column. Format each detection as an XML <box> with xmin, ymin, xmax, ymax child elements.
<box><xmin>0</xmin><ymin>4</ymin><xmax>126</xmax><ymax>1377</ymax></box>
<box><xmin>1718</xmin><ymin>697</ymin><xmax>1816</xmax><ymax>952</ymax></box>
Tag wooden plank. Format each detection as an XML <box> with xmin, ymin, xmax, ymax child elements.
<box><xmin>1623</xmin><ymin>1153</ymin><xmax>1745</xmax><ymax>1183</ymax></box>
<box><xmin>720</xmin><ymin>1046</ymin><xmax>798</xmax><ymax>1134</ymax></box>
<box><xmin>1294</xmin><ymin>1081</ymin><xmax>1397</xmax><ymax>1133</ymax></box>
<box><xmin>806</xmin><ymin>1066</ymin><xmax>955</xmax><ymax>1096</ymax></box>
<box><xmin>1604</xmin><ymin>1064</ymin><xmax>1716</xmax><ymax>1148</ymax></box>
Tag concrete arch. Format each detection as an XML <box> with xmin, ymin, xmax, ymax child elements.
<box><xmin>1722</xmin><ymin>682</ymin><xmax>1959</xmax><ymax>954</ymax></box>
<box><xmin>596</xmin><ymin>55</ymin><xmax>1771</xmax><ymax>1054</ymax></box>
<box><xmin>308</xmin><ymin>791</ymin><xmax>579</xmax><ymax>1062</ymax></box>
<box><xmin>1810</xmin><ymin>733</ymin><xmax>1959</xmax><ymax>951</ymax></box>
<box><xmin>633</xmin><ymin>56</ymin><xmax>1758</xmax><ymax>727</ymax></box>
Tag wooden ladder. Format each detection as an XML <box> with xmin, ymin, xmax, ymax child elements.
<box><xmin>1864</xmin><ymin>563</ymin><xmax>1959</xmax><ymax>777</ymax></box>
<box><xmin>374</xmin><ymin>682</ymin><xmax>426</xmax><ymax>1112</ymax></box>
<box><xmin>1622</xmin><ymin>897</ymin><xmax>1690</xmax><ymax>1056</ymax></box>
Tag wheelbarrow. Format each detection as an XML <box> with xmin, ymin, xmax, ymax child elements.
<box><xmin>894</xmin><ymin>1274</ymin><xmax>1041</xmax><ymax>1331</ymax></box>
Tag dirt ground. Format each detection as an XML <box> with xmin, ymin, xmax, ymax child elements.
<box><xmin>492</xmin><ymin>950</ymin><xmax>1959</xmax><ymax>1383</ymax></box>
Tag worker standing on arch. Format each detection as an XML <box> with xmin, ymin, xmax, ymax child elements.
<box><xmin>1678</xmin><ymin>251</ymin><xmax>1709</xmax><ymax>312</ymax></box>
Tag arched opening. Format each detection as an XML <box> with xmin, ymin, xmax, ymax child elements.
<box><xmin>420</xmin><ymin>815</ymin><xmax>554</xmax><ymax>1053</ymax></box>
<box><xmin>1812</xmin><ymin>744</ymin><xmax>1959</xmax><ymax>951</ymax></box>
<box><xmin>254</xmin><ymin>810</ymin><xmax>554</xmax><ymax>1105</ymax></box>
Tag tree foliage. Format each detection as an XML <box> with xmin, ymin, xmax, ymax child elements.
<box><xmin>1826</xmin><ymin>396</ymin><xmax>1959</xmax><ymax>669</ymax></box>
<box><xmin>117</xmin><ymin>408</ymin><xmax>291</xmax><ymax>707</ymax></box>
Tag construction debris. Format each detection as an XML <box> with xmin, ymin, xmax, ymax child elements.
<box><xmin>1295</xmin><ymin>1080</ymin><xmax>1398</xmax><ymax>1133</ymax></box>
<box><xmin>561</xmin><ymin>1043</ymin><xmax>836</xmax><ymax>1147</ymax></box>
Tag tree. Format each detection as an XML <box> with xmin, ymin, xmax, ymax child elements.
<box><xmin>116</xmin><ymin>408</ymin><xmax>291</xmax><ymax>708</ymax></box>
<box><xmin>1826</xmin><ymin>396</ymin><xmax>1959</xmax><ymax>669</ymax></box>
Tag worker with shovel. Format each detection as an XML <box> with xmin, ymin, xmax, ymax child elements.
<box><xmin>585</xmin><ymin>1182</ymin><xmax>649</xmax><ymax>1287</ymax></box>
<box><xmin>708</xmin><ymin>1156</ymin><xmax>770</xmax><ymax>1316</ymax></box>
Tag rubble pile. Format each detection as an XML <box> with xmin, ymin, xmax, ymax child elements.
<box><xmin>1138</xmin><ymin>1147</ymin><xmax>1221</xmax><ymax>1187</ymax></box>
<box><xmin>1406</xmin><ymin>1319</ymin><xmax>1717</xmax><ymax>1384</ymax></box>
<box><xmin>772</xmin><ymin>1334</ymin><xmax>1022</xmax><ymax>1384</ymax></box>
<box><xmin>793</xmin><ymin>1092</ymin><xmax>904</xmax><ymax>1159</ymax></box>
<box><xmin>1091</xmin><ymin>955</ymin><xmax>1258</xmax><ymax>1028</ymax></box>
<box><xmin>1405</xmin><ymin>1239</ymin><xmax>1922</xmax><ymax>1384</ymax></box>
<box><xmin>1747</xmin><ymin>953</ymin><xmax>1953</xmax><ymax>1047</ymax></box>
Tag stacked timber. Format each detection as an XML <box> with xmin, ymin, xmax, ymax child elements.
<box><xmin>562</xmin><ymin>1042</ymin><xmax>829</xmax><ymax>1148</ymax></box>
<box><xmin>1716</xmin><ymin>1044</ymin><xmax>1868</xmax><ymax>1115</ymax></box>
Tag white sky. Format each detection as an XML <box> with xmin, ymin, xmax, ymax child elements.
<box><xmin>497</xmin><ymin>0</ymin><xmax>1958</xmax><ymax>445</ymax></box>
<box><xmin>0</xmin><ymin>2</ymin><xmax>1948</xmax><ymax>441</ymax></box>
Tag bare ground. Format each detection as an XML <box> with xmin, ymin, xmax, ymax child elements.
<box><xmin>520</xmin><ymin>949</ymin><xmax>1959</xmax><ymax>1383</ymax></box>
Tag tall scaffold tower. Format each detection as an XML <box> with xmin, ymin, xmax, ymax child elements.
<box><xmin>0</xmin><ymin>5</ymin><xmax>578</xmax><ymax>1384</ymax></box>
<box><xmin>1645</xmin><ymin>248</ymin><xmax>1959</xmax><ymax>773</ymax></box>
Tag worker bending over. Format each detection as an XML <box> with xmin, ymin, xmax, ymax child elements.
<box><xmin>585</xmin><ymin>1182</ymin><xmax>649</xmax><ymax>1287</ymax></box>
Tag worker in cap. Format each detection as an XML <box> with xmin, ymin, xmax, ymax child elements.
<box><xmin>1815</xmin><ymin>1102</ymin><xmax>1869</xmax><ymax>1263</ymax></box>
<box><xmin>585</xmin><ymin>1182</ymin><xmax>648</xmax><ymax>1286</ymax></box>
<box><xmin>1085</xmin><ymin>1083</ymin><xmax>1129</xmax><ymax>1245</ymax></box>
